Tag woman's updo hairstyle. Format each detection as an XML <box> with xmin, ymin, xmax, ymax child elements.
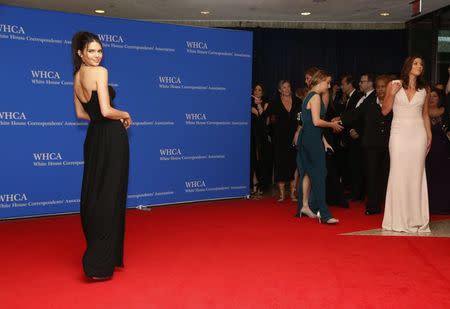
<box><xmin>309</xmin><ymin>70</ymin><xmax>331</xmax><ymax>88</ymax></box>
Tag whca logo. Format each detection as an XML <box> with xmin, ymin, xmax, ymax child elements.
<box><xmin>159</xmin><ymin>76</ymin><xmax>181</xmax><ymax>84</ymax></box>
<box><xmin>186</xmin><ymin>41</ymin><xmax>208</xmax><ymax>49</ymax></box>
<box><xmin>0</xmin><ymin>112</ymin><xmax>26</xmax><ymax>120</ymax></box>
<box><xmin>33</xmin><ymin>152</ymin><xmax>63</xmax><ymax>161</ymax></box>
<box><xmin>185</xmin><ymin>180</ymin><xmax>206</xmax><ymax>189</ymax></box>
<box><xmin>98</xmin><ymin>34</ymin><xmax>124</xmax><ymax>43</ymax></box>
<box><xmin>0</xmin><ymin>193</ymin><xmax>28</xmax><ymax>202</ymax></box>
<box><xmin>185</xmin><ymin>113</ymin><xmax>207</xmax><ymax>121</ymax></box>
<box><xmin>160</xmin><ymin>148</ymin><xmax>182</xmax><ymax>156</ymax></box>
<box><xmin>31</xmin><ymin>70</ymin><xmax>61</xmax><ymax>79</ymax></box>
<box><xmin>0</xmin><ymin>24</ymin><xmax>25</xmax><ymax>34</ymax></box>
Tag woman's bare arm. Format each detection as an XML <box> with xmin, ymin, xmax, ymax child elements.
<box><xmin>310</xmin><ymin>94</ymin><xmax>343</xmax><ymax>132</ymax></box>
<box><xmin>95</xmin><ymin>67</ymin><xmax>130</xmax><ymax>120</ymax></box>
<box><xmin>382</xmin><ymin>82</ymin><xmax>395</xmax><ymax>116</ymax></box>
<box><xmin>422</xmin><ymin>89</ymin><xmax>432</xmax><ymax>153</ymax></box>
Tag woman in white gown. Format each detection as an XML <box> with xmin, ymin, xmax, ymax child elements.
<box><xmin>381</xmin><ymin>56</ymin><xmax>432</xmax><ymax>233</ymax></box>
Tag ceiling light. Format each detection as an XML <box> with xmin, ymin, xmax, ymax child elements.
<box><xmin>380</xmin><ymin>12</ymin><xmax>390</xmax><ymax>16</ymax></box>
<box><xmin>200</xmin><ymin>11</ymin><xmax>210</xmax><ymax>15</ymax></box>
<box><xmin>300</xmin><ymin>12</ymin><xmax>311</xmax><ymax>16</ymax></box>
<box><xmin>94</xmin><ymin>9</ymin><xmax>105</xmax><ymax>14</ymax></box>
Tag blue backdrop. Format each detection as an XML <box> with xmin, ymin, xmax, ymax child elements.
<box><xmin>0</xmin><ymin>5</ymin><xmax>252</xmax><ymax>219</ymax></box>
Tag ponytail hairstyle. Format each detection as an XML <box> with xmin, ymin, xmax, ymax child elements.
<box><xmin>305</xmin><ymin>66</ymin><xmax>320</xmax><ymax>78</ymax></box>
<box><xmin>305</xmin><ymin>66</ymin><xmax>320</xmax><ymax>89</ymax></box>
<box><xmin>71</xmin><ymin>31</ymin><xmax>103</xmax><ymax>75</ymax></box>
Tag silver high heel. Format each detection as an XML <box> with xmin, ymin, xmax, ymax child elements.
<box><xmin>326</xmin><ymin>218</ymin><xmax>339</xmax><ymax>224</ymax></box>
<box><xmin>300</xmin><ymin>207</ymin><xmax>317</xmax><ymax>218</ymax></box>
<box><xmin>317</xmin><ymin>211</ymin><xmax>339</xmax><ymax>224</ymax></box>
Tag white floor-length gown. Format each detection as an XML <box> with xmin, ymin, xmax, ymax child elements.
<box><xmin>382</xmin><ymin>87</ymin><xmax>430</xmax><ymax>233</ymax></box>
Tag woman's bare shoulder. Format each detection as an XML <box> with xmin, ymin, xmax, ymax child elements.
<box><xmin>88</xmin><ymin>65</ymin><xmax>108</xmax><ymax>75</ymax></box>
<box><xmin>309</xmin><ymin>92</ymin><xmax>320</xmax><ymax>101</ymax></box>
<box><xmin>79</xmin><ymin>67</ymin><xmax>108</xmax><ymax>88</ymax></box>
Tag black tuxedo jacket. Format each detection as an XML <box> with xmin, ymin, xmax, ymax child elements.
<box><xmin>345</xmin><ymin>89</ymin><xmax>364</xmax><ymax>113</ymax></box>
<box><xmin>341</xmin><ymin>89</ymin><xmax>364</xmax><ymax>145</ymax></box>
<box><xmin>341</xmin><ymin>92</ymin><xmax>393</xmax><ymax>148</ymax></box>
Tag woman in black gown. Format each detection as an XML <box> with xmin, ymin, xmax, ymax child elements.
<box><xmin>71</xmin><ymin>32</ymin><xmax>131</xmax><ymax>280</ymax></box>
<box><xmin>268</xmin><ymin>80</ymin><xmax>301</xmax><ymax>201</ymax></box>
<box><xmin>250</xmin><ymin>83</ymin><xmax>271</xmax><ymax>195</ymax></box>
<box><xmin>425</xmin><ymin>88</ymin><xmax>450</xmax><ymax>214</ymax></box>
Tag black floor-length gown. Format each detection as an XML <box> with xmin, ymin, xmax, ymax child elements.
<box><xmin>80</xmin><ymin>86</ymin><xmax>129</xmax><ymax>277</ymax></box>
<box><xmin>268</xmin><ymin>95</ymin><xmax>301</xmax><ymax>182</ymax></box>
<box><xmin>426</xmin><ymin>114</ymin><xmax>450</xmax><ymax>214</ymax></box>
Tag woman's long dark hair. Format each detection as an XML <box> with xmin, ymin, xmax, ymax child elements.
<box><xmin>71</xmin><ymin>32</ymin><xmax>103</xmax><ymax>75</ymax></box>
<box><xmin>252</xmin><ymin>83</ymin><xmax>265</xmax><ymax>103</ymax></box>
<box><xmin>400</xmin><ymin>55</ymin><xmax>426</xmax><ymax>90</ymax></box>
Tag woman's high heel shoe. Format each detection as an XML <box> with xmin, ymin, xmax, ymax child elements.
<box><xmin>317</xmin><ymin>211</ymin><xmax>339</xmax><ymax>224</ymax></box>
<box><xmin>325</xmin><ymin>218</ymin><xmax>339</xmax><ymax>224</ymax></box>
<box><xmin>251</xmin><ymin>183</ymin><xmax>263</xmax><ymax>196</ymax></box>
<box><xmin>299</xmin><ymin>207</ymin><xmax>317</xmax><ymax>218</ymax></box>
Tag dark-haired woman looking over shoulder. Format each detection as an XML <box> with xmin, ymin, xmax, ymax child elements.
<box><xmin>382</xmin><ymin>56</ymin><xmax>431</xmax><ymax>233</ymax></box>
<box><xmin>72</xmin><ymin>31</ymin><xmax>131</xmax><ymax>280</ymax></box>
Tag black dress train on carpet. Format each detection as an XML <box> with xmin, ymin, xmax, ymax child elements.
<box><xmin>80</xmin><ymin>86</ymin><xmax>129</xmax><ymax>278</ymax></box>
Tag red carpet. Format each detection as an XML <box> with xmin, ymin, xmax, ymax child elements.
<box><xmin>1</xmin><ymin>198</ymin><xmax>450</xmax><ymax>308</ymax></box>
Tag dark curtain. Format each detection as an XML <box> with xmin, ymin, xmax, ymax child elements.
<box><xmin>242</xmin><ymin>28</ymin><xmax>408</xmax><ymax>98</ymax></box>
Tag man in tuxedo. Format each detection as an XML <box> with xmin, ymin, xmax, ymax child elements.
<box><xmin>339</xmin><ymin>75</ymin><xmax>364</xmax><ymax>201</ymax></box>
<box><xmin>341</xmin><ymin>75</ymin><xmax>363</xmax><ymax>113</ymax></box>
<box><xmin>347</xmin><ymin>73</ymin><xmax>377</xmax><ymax>202</ymax></box>
<box><xmin>340</xmin><ymin>75</ymin><xmax>393</xmax><ymax>214</ymax></box>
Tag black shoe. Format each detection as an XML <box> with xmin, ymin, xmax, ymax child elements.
<box><xmin>365</xmin><ymin>209</ymin><xmax>381</xmax><ymax>215</ymax></box>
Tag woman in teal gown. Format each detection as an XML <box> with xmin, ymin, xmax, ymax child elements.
<box><xmin>297</xmin><ymin>70</ymin><xmax>343</xmax><ymax>224</ymax></box>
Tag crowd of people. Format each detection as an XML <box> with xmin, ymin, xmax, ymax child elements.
<box><xmin>70</xmin><ymin>30</ymin><xmax>449</xmax><ymax>279</ymax></box>
<box><xmin>250</xmin><ymin>58</ymin><xmax>450</xmax><ymax>226</ymax></box>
